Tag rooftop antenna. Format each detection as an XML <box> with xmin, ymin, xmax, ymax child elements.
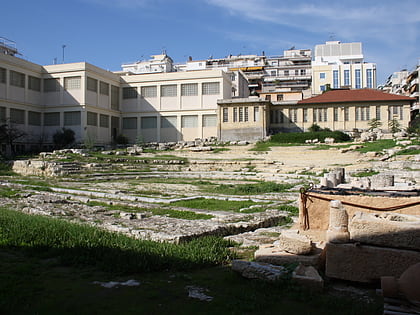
<box><xmin>62</xmin><ymin>44</ymin><xmax>66</xmax><ymax>63</ymax></box>
<box><xmin>329</xmin><ymin>33</ymin><xmax>336</xmax><ymax>41</ymax></box>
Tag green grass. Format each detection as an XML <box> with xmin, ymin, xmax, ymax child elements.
<box><xmin>355</xmin><ymin>139</ymin><xmax>396</xmax><ymax>153</ymax></box>
<box><xmin>277</xmin><ymin>205</ymin><xmax>299</xmax><ymax>215</ymax></box>
<box><xmin>0</xmin><ymin>207</ymin><xmax>231</xmax><ymax>273</ymax></box>
<box><xmin>0</xmin><ymin>162</ymin><xmax>15</xmax><ymax>176</ymax></box>
<box><xmin>212</xmin><ymin>147</ymin><xmax>230</xmax><ymax>153</ymax></box>
<box><xmin>0</xmin><ymin>187</ymin><xmax>20</xmax><ymax>198</ymax></box>
<box><xmin>210</xmin><ymin>181</ymin><xmax>295</xmax><ymax>195</ymax></box>
<box><xmin>351</xmin><ymin>170</ymin><xmax>380</xmax><ymax>177</ymax></box>
<box><xmin>395</xmin><ymin>148</ymin><xmax>420</xmax><ymax>156</ymax></box>
<box><xmin>86</xmin><ymin>201</ymin><xmax>214</xmax><ymax>220</ymax></box>
<box><xmin>170</xmin><ymin>198</ymin><xmax>258</xmax><ymax>212</ymax></box>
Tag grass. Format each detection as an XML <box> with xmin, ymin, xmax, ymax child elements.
<box><xmin>351</xmin><ymin>170</ymin><xmax>380</xmax><ymax>177</ymax></box>
<box><xmin>0</xmin><ymin>186</ymin><xmax>20</xmax><ymax>198</ymax></box>
<box><xmin>354</xmin><ymin>139</ymin><xmax>396</xmax><ymax>153</ymax></box>
<box><xmin>86</xmin><ymin>201</ymin><xmax>214</xmax><ymax>220</ymax></box>
<box><xmin>0</xmin><ymin>162</ymin><xmax>15</xmax><ymax>176</ymax></box>
<box><xmin>277</xmin><ymin>204</ymin><xmax>299</xmax><ymax>215</ymax></box>
<box><xmin>212</xmin><ymin>147</ymin><xmax>230</xmax><ymax>153</ymax></box>
<box><xmin>395</xmin><ymin>148</ymin><xmax>420</xmax><ymax>156</ymax></box>
<box><xmin>170</xmin><ymin>198</ymin><xmax>258</xmax><ymax>212</ymax></box>
<box><xmin>210</xmin><ymin>181</ymin><xmax>295</xmax><ymax>195</ymax></box>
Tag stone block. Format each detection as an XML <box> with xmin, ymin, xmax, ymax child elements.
<box><xmin>231</xmin><ymin>260</ymin><xmax>286</xmax><ymax>281</ymax></box>
<box><xmin>325</xmin><ymin>243</ymin><xmax>420</xmax><ymax>282</ymax></box>
<box><xmin>276</xmin><ymin>229</ymin><xmax>313</xmax><ymax>255</ymax></box>
<box><xmin>292</xmin><ymin>264</ymin><xmax>324</xmax><ymax>292</ymax></box>
<box><xmin>255</xmin><ymin>245</ymin><xmax>322</xmax><ymax>267</ymax></box>
<box><xmin>349</xmin><ymin>212</ymin><xmax>420</xmax><ymax>250</ymax></box>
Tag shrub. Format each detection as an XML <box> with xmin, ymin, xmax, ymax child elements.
<box><xmin>53</xmin><ymin>128</ymin><xmax>75</xmax><ymax>149</ymax></box>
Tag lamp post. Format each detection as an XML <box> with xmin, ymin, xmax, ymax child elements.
<box><xmin>62</xmin><ymin>44</ymin><xmax>66</xmax><ymax>63</ymax></box>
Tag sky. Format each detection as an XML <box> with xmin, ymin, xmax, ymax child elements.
<box><xmin>1</xmin><ymin>0</ymin><xmax>419</xmax><ymax>85</ymax></box>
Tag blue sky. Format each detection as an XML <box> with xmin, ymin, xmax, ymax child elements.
<box><xmin>1</xmin><ymin>0</ymin><xmax>419</xmax><ymax>85</ymax></box>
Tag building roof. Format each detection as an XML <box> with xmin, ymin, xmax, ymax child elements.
<box><xmin>298</xmin><ymin>89</ymin><xmax>415</xmax><ymax>105</ymax></box>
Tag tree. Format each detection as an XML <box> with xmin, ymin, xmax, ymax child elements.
<box><xmin>388</xmin><ymin>116</ymin><xmax>401</xmax><ymax>134</ymax></box>
<box><xmin>308</xmin><ymin>123</ymin><xmax>322</xmax><ymax>132</ymax></box>
<box><xmin>367</xmin><ymin>118</ymin><xmax>382</xmax><ymax>131</ymax></box>
<box><xmin>53</xmin><ymin>128</ymin><xmax>75</xmax><ymax>149</ymax></box>
<box><xmin>0</xmin><ymin>120</ymin><xmax>27</xmax><ymax>157</ymax></box>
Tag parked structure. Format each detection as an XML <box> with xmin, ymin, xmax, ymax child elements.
<box><xmin>312</xmin><ymin>41</ymin><xmax>376</xmax><ymax>94</ymax></box>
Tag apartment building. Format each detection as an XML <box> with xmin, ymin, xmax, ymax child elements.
<box><xmin>312</xmin><ymin>41</ymin><xmax>376</xmax><ymax>94</ymax></box>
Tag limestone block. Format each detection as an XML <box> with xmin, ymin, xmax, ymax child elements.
<box><xmin>255</xmin><ymin>245</ymin><xmax>322</xmax><ymax>267</ymax></box>
<box><xmin>326</xmin><ymin>200</ymin><xmax>350</xmax><ymax>243</ymax></box>
<box><xmin>349</xmin><ymin>212</ymin><xmax>420</xmax><ymax>250</ymax></box>
<box><xmin>276</xmin><ymin>229</ymin><xmax>313</xmax><ymax>255</ymax></box>
<box><xmin>231</xmin><ymin>260</ymin><xmax>286</xmax><ymax>281</ymax></box>
<box><xmin>325</xmin><ymin>243</ymin><xmax>420</xmax><ymax>282</ymax></box>
<box><xmin>370</xmin><ymin>174</ymin><xmax>394</xmax><ymax>189</ymax></box>
<box><xmin>292</xmin><ymin>264</ymin><xmax>324</xmax><ymax>291</ymax></box>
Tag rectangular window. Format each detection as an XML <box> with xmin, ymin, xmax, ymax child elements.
<box><xmin>320</xmin><ymin>85</ymin><xmax>326</xmax><ymax>92</ymax></box>
<box><xmin>87</xmin><ymin>111</ymin><xmax>98</xmax><ymax>126</ymax></box>
<box><xmin>300</xmin><ymin>69</ymin><xmax>306</xmax><ymax>76</ymax></box>
<box><xmin>356</xmin><ymin>106</ymin><xmax>369</xmax><ymax>121</ymax></box>
<box><xmin>44</xmin><ymin>78</ymin><xmax>60</xmax><ymax>92</ymax></box>
<box><xmin>64</xmin><ymin>111</ymin><xmax>81</xmax><ymax>126</ymax></box>
<box><xmin>10</xmin><ymin>109</ymin><xmax>25</xmax><ymax>124</ymax></box>
<box><xmin>270</xmin><ymin>110</ymin><xmax>275</xmax><ymax>124</ymax></box>
<box><xmin>244</xmin><ymin>107</ymin><xmax>249</xmax><ymax>122</ymax></box>
<box><xmin>295</xmin><ymin>69</ymin><xmax>299</xmax><ymax>76</ymax></box>
<box><xmin>233</xmin><ymin>107</ymin><xmax>238</xmax><ymax>122</ymax></box>
<box><xmin>181</xmin><ymin>115</ymin><xmax>198</xmax><ymax>128</ymax></box>
<box><xmin>64</xmin><ymin>76</ymin><xmax>81</xmax><ymax>90</ymax></box>
<box><xmin>28</xmin><ymin>76</ymin><xmax>41</xmax><ymax>91</ymax></box>
<box><xmin>323</xmin><ymin>108</ymin><xmax>328</xmax><ymax>122</ymax></box>
<box><xmin>111</xmin><ymin>85</ymin><xmax>119</xmax><ymax>110</ymax></box>
<box><xmin>254</xmin><ymin>107</ymin><xmax>259</xmax><ymax>122</ymax></box>
<box><xmin>313</xmin><ymin>108</ymin><xmax>327</xmax><ymax>122</ymax></box>
<box><xmin>100</xmin><ymin>81</ymin><xmax>109</xmax><ymax>95</ymax></box>
<box><xmin>344</xmin><ymin>70</ymin><xmax>350</xmax><ymax>86</ymax></box>
<box><xmin>141</xmin><ymin>86</ymin><xmax>157</xmax><ymax>98</ymax></box>
<box><xmin>141</xmin><ymin>117</ymin><xmax>157</xmax><ymax>129</ymax></box>
<box><xmin>279</xmin><ymin>110</ymin><xmax>284</xmax><ymax>123</ymax></box>
<box><xmin>277</xmin><ymin>94</ymin><xmax>283</xmax><ymax>101</ymax></box>
<box><xmin>44</xmin><ymin>112</ymin><xmax>60</xmax><ymax>126</ymax></box>
<box><xmin>87</xmin><ymin>77</ymin><xmax>98</xmax><ymax>92</ymax></box>
<box><xmin>10</xmin><ymin>71</ymin><xmax>25</xmax><ymax>88</ymax></box>
<box><xmin>344</xmin><ymin>107</ymin><xmax>349</xmax><ymax>121</ymax></box>
<box><xmin>111</xmin><ymin>116</ymin><xmax>119</xmax><ymax>129</ymax></box>
<box><xmin>122</xmin><ymin>117</ymin><xmax>137</xmax><ymax>129</ymax></box>
<box><xmin>181</xmin><ymin>83</ymin><xmax>198</xmax><ymax>96</ymax></box>
<box><xmin>333</xmin><ymin>70</ymin><xmax>339</xmax><ymax>89</ymax></box>
<box><xmin>203</xmin><ymin>115</ymin><xmax>217</xmax><ymax>127</ymax></box>
<box><xmin>319</xmin><ymin>72</ymin><xmax>326</xmax><ymax>79</ymax></box>
<box><xmin>202</xmin><ymin>82</ymin><xmax>220</xmax><ymax>95</ymax></box>
<box><xmin>161</xmin><ymin>116</ymin><xmax>177</xmax><ymax>128</ymax></box>
<box><xmin>239</xmin><ymin>107</ymin><xmax>244</xmax><ymax>122</ymax></box>
<box><xmin>161</xmin><ymin>84</ymin><xmax>177</xmax><ymax>97</ymax></box>
<box><xmin>223</xmin><ymin>108</ymin><xmax>228</xmax><ymax>123</ymax></box>
<box><xmin>265</xmin><ymin>95</ymin><xmax>271</xmax><ymax>101</ymax></box>
<box><xmin>389</xmin><ymin>106</ymin><xmax>403</xmax><ymax>120</ymax></box>
<box><xmin>303</xmin><ymin>108</ymin><xmax>308</xmax><ymax>122</ymax></box>
<box><xmin>123</xmin><ymin>87</ymin><xmax>138</xmax><ymax>99</ymax></box>
<box><xmin>355</xmin><ymin>69</ymin><xmax>361</xmax><ymax>89</ymax></box>
<box><xmin>99</xmin><ymin>114</ymin><xmax>109</xmax><ymax>128</ymax></box>
<box><xmin>284</xmin><ymin>70</ymin><xmax>289</xmax><ymax>76</ymax></box>
<box><xmin>270</xmin><ymin>70</ymin><xmax>276</xmax><ymax>76</ymax></box>
<box><xmin>376</xmin><ymin>106</ymin><xmax>381</xmax><ymax>120</ymax></box>
<box><xmin>366</xmin><ymin>69</ymin><xmax>373</xmax><ymax>89</ymax></box>
<box><xmin>0</xmin><ymin>67</ymin><xmax>6</xmax><ymax>83</ymax></box>
<box><xmin>28</xmin><ymin>111</ymin><xmax>41</xmax><ymax>126</ymax></box>
<box><xmin>0</xmin><ymin>107</ymin><xmax>6</xmax><ymax>122</ymax></box>
<box><xmin>289</xmin><ymin>108</ymin><xmax>298</xmax><ymax>123</ymax></box>
<box><xmin>334</xmin><ymin>108</ymin><xmax>339</xmax><ymax>122</ymax></box>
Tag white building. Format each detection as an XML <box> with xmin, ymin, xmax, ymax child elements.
<box><xmin>312</xmin><ymin>41</ymin><xmax>376</xmax><ymax>94</ymax></box>
<box><xmin>121</xmin><ymin>54</ymin><xmax>174</xmax><ymax>74</ymax></box>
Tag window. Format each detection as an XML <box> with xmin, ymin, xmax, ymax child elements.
<box><xmin>277</xmin><ymin>94</ymin><xmax>283</xmax><ymax>101</ymax></box>
<box><xmin>333</xmin><ymin>70</ymin><xmax>339</xmax><ymax>89</ymax></box>
<box><xmin>100</xmin><ymin>81</ymin><xmax>109</xmax><ymax>95</ymax></box>
<box><xmin>64</xmin><ymin>76</ymin><xmax>81</xmax><ymax>90</ymax></box>
<box><xmin>87</xmin><ymin>111</ymin><xmax>98</xmax><ymax>126</ymax></box>
<box><xmin>334</xmin><ymin>108</ymin><xmax>339</xmax><ymax>122</ymax></box>
<box><xmin>389</xmin><ymin>106</ymin><xmax>403</xmax><ymax>120</ymax></box>
<box><xmin>313</xmin><ymin>108</ymin><xmax>327</xmax><ymax>122</ymax></box>
<box><xmin>366</xmin><ymin>69</ymin><xmax>373</xmax><ymax>89</ymax></box>
<box><xmin>122</xmin><ymin>117</ymin><xmax>137</xmax><ymax>129</ymax></box>
<box><xmin>10</xmin><ymin>71</ymin><xmax>25</xmax><ymax>88</ymax></box>
<box><xmin>319</xmin><ymin>72</ymin><xmax>326</xmax><ymax>79</ymax></box>
<box><xmin>239</xmin><ymin>107</ymin><xmax>244</xmax><ymax>122</ymax></box>
<box><xmin>141</xmin><ymin>117</ymin><xmax>157</xmax><ymax>129</ymax></box>
<box><xmin>111</xmin><ymin>116</ymin><xmax>119</xmax><ymax>129</ymax></box>
<box><xmin>223</xmin><ymin>108</ymin><xmax>228</xmax><ymax>122</ymax></box>
<box><xmin>376</xmin><ymin>106</ymin><xmax>381</xmax><ymax>120</ymax></box>
<box><xmin>289</xmin><ymin>108</ymin><xmax>298</xmax><ymax>123</ymax></box>
<box><xmin>111</xmin><ymin>85</ymin><xmax>119</xmax><ymax>110</ymax></box>
<box><xmin>300</xmin><ymin>69</ymin><xmax>306</xmax><ymax>76</ymax></box>
<box><xmin>64</xmin><ymin>111</ymin><xmax>81</xmax><ymax>126</ymax></box>
<box><xmin>181</xmin><ymin>115</ymin><xmax>198</xmax><ymax>128</ymax></box>
<box><xmin>0</xmin><ymin>67</ymin><xmax>6</xmax><ymax>83</ymax></box>
<box><xmin>344</xmin><ymin>107</ymin><xmax>349</xmax><ymax>121</ymax></box>
<box><xmin>279</xmin><ymin>110</ymin><xmax>284</xmax><ymax>123</ymax></box>
<box><xmin>295</xmin><ymin>69</ymin><xmax>299</xmax><ymax>76</ymax></box>
<box><xmin>265</xmin><ymin>95</ymin><xmax>271</xmax><ymax>101</ymax></box>
<box><xmin>87</xmin><ymin>77</ymin><xmax>98</xmax><ymax>92</ymax></box>
<box><xmin>270</xmin><ymin>70</ymin><xmax>276</xmax><ymax>76</ymax></box>
<box><xmin>0</xmin><ymin>107</ymin><xmax>6</xmax><ymax>122</ymax></box>
<box><xmin>181</xmin><ymin>83</ymin><xmax>198</xmax><ymax>96</ymax></box>
<box><xmin>141</xmin><ymin>86</ymin><xmax>157</xmax><ymax>98</ymax></box>
<box><xmin>28</xmin><ymin>111</ymin><xmax>41</xmax><ymax>126</ymax></box>
<box><xmin>356</xmin><ymin>106</ymin><xmax>370</xmax><ymax>121</ymax></box>
<box><xmin>161</xmin><ymin>116</ymin><xmax>177</xmax><ymax>128</ymax></box>
<box><xmin>100</xmin><ymin>114</ymin><xmax>109</xmax><ymax>128</ymax></box>
<box><xmin>161</xmin><ymin>84</ymin><xmax>177</xmax><ymax>97</ymax></box>
<box><xmin>233</xmin><ymin>107</ymin><xmax>238</xmax><ymax>122</ymax></box>
<box><xmin>28</xmin><ymin>76</ymin><xmax>41</xmax><ymax>91</ymax></box>
<box><xmin>254</xmin><ymin>107</ymin><xmax>259</xmax><ymax>122</ymax></box>
<box><xmin>320</xmin><ymin>85</ymin><xmax>326</xmax><ymax>92</ymax></box>
<box><xmin>203</xmin><ymin>115</ymin><xmax>217</xmax><ymax>127</ymax></box>
<box><xmin>10</xmin><ymin>109</ymin><xmax>25</xmax><ymax>124</ymax></box>
<box><xmin>244</xmin><ymin>107</ymin><xmax>249</xmax><ymax>122</ymax></box>
<box><xmin>44</xmin><ymin>112</ymin><xmax>60</xmax><ymax>126</ymax></box>
<box><xmin>284</xmin><ymin>70</ymin><xmax>289</xmax><ymax>77</ymax></box>
<box><xmin>303</xmin><ymin>108</ymin><xmax>308</xmax><ymax>122</ymax></box>
<box><xmin>202</xmin><ymin>82</ymin><xmax>220</xmax><ymax>95</ymax></box>
<box><xmin>344</xmin><ymin>70</ymin><xmax>350</xmax><ymax>86</ymax></box>
<box><xmin>355</xmin><ymin>69</ymin><xmax>361</xmax><ymax>89</ymax></box>
<box><xmin>122</xmin><ymin>87</ymin><xmax>138</xmax><ymax>99</ymax></box>
<box><xmin>44</xmin><ymin>78</ymin><xmax>60</xmax><ymax>92</ymax></box>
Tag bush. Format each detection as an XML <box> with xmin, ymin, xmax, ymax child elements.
<box><xmin>53</xmin><ymin>128</ymin><xmax>75</xmax><ymax>149</ymax></box>
<box><xmin>115</xmin><ymin>134</ymin><xmax>129</xmax><ymax>145</ymax></box>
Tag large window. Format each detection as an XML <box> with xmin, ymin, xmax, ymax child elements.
<box><xmin>254</xmin><ymin>107</ymin><xmax>259</xmax><ymax>122</ymax></box>
<box><xmin>202</xmin><ymin>82</ymin><xmax>220</xmax><ymax>95</ymax></box>
<box><xmin>87</xmin><ymin>77</ymin><xmax>98</xmax><ymax>92</ymax></box>
<box><xmin>28</xmin><ymin>76</ymin><xmax>41</xmax><ymax>91</ymax></box>
<box><xmin>44</xmin><ymin>112</ymin><xmax>60</xmax><ymax>126</ymax></box>
<box><xmin>289</xmin><ymin>108</ymin><xmax>298</xmax><ymax>123</ymax></box>
<box><xmin>303</xmin><ymin>108</ymin><xmax>308</xmax><ymax>122</ymax></box>
<box><xmin>181</xmin><ymin>115</ymin><xmax>198</xmax><ymax>128</ymax></box>
<box><xmin>233</xmin><ymin>107</ymin><xmax>238</xmax><ymax>122</ymax></box>
<box><xmin>313</xmin><ymin>108</ymin><xmax>327</xmax><ymax>122</ymax></box>
<box><xmin>223</xmin><ymin>108</ymin><xmax>228</xmax><ymax>123</ymax></box>
<box><xmin>244</xmin><ymin>107</ymin><xmax>249</xmax><ymax>122</ymax></box>
<box><xmin>100</xmin><ymin>81</ymin><xmax>109</xmax><ymax>95</ymax></box>
<box><xmin>344</xmin><ymin>107</ymin><xmax>349</xmax><ymax>121</ymax></box>
<box><xmin>203</xmin><ymin>115</ymin><xmax>217</xmax><ymax>127</ymax></box>
<box><xmin>10</xmin><ymin>71</ymin><xmax>25</xmax><ymax>88</ymax></box>
<box><xmin>64</xmin><ymin>76</ymin><xmax>81</xmax><ymax>90</ymax></box>
<box><xmin>100</xmin><ymin>114</ymin><xmax>109</xmax><ymax>128</ymax></box>
<box><xmin>161</xmin><ymin>84</ymin><xmax>177</xmax><ymax>97</ymax></box>
<box><xmin>355</xmin><ymin>69</ymin><xmax>361</xmax><ymax>89</ymax></box>
<box><xmin>161</xmin><ymin>116</ymin><xmax>177</xmax><ymax>128</ymax></box>
<box><xmin>239</xmin><ymin>107</ymin><xmax>244</xmax><ymax>122</ymax></box>
<box><xmin>141</xmin><ymin>117</ymin><xmax>157</xmax><ymax>129</ymax></box>
<box><xmin>333</xmin><ymin>70</ymin><xmax>339</xmax><ymax>89</ymax></box>
<box><xmin>366</xmin><ymin>69</ymin><xmax>373</xmax><ymax>89</ymax></box>
<box><xmin>0</xmin><ymin>107</ymin><xmax>6</xmax><ymax>121</ymax></box>
<box><xmin>64</xmin><ymin>111</ymin><xmax>81</xmax><ymax>126</ymax></box>
<box><xmin>0</xmin><ymin>67</ymin><xmax>6</xmax><ymax>83</ymax></box>
<box><xmin>122</xmin><ymin>117</ymin><xmax>137</xmax><ymax>129</ymax></box>
<box><xmin>44</xmin><ymin>78</ymin><xmax>60</xmax><ymax>92</ymax></box>
<box><xmin>181</xmin><ymin>83</ymin><xmax>198</xmax><ymax>96</ymax></box>
<box><xmin>334</xmin><ymin>108</ymin><xmax>339</xmax><ymax>122</ymax></box>
<box><xmin>141</xmin><ymin>86</ymin><xmax>157</xmax><ymax>98</ymax></box>
<box><xmin>319</xmin><ymin>72</ymin><xmax>326</xmax><ymax>79</ymax></box>
<box><xmin>28</xmin><ymin>111</ymin><xmax>41</xmax><ymax>126</ymax></box>
<box><xmin>355</xmin><ymin>106</ymin><xmax>370</xmax><ymax>121</ymax></box>
<box><xmin>376</xmin><ymin>106</ymin><xmax>381</xmax><ymax>120</ymax></box>
<box><xmin>388</xmin><ymin>105</ymin><xmax>403</xmax><ymax>120</ymax></box>
<box><xmin>10</xmin><ymin>109</ymin><xmax>25</xmax><ymax>124</ymax></box>
<box><xmin>87</xmin><ymin>111</ymin><xmax>98</xmax><ymax>126</ymax></box>
<box><xmin>123</xmin><ymin>87</ymin><xmax>138</xmax><ymax>99</ymax></box>
<box><xmin>111</xmin><ymin>85</ymin><xmax>119</xmax><ymax>110</ymax></box>
<box><xmin>344</xmin><ymin>70</ymin><xmax>350</xmax><ymax>86</ymax></box>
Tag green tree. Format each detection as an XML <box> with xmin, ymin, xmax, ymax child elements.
<box><xmin>53</xmin><ymin>128</ymin><xmax>75</xmax><ymax>149</ymax></box>
<box><xmin>308</xmin><ymin>123</ymin><xmax>322</xmax><ymax>132</ymax></box>
<box><xmin>367</xmin><ymin>118</ymin><xmax>382</xmax><ymax>131</ymax></box>
<box><xmin>388</xmin><ymin>116</ymin><xmax>401</xmax><ymax>133</ymax></box>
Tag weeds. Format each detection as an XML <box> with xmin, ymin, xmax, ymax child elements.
<box><xmin>211</xmin><ymin>181</ymin><xmax>295</xmax><ymax>195</ymax></box>
<box><xmin>170</xmin><ymin>198</ymin><xmax>257</xmax><ymax>212</ymax></box>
